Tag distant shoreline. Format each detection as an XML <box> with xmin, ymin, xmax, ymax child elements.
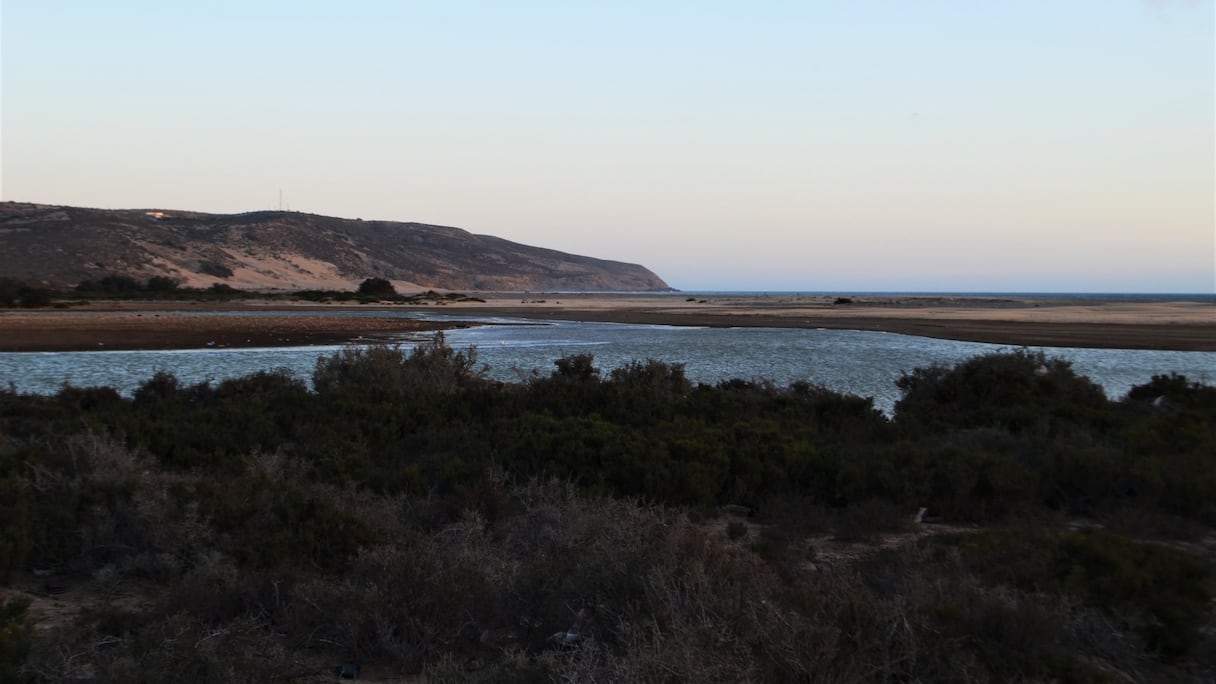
<box><xmin>450</xmin><ymin>293</ymin><xmax>1216</xmax><ymax>352</ymax></box>
<box><xmin>665</xmin><ymin>291</ymin><xmax>1216</xmax><ymax>303</ymax></box>
<box><xmin>1</xmin><ymin>293</ymin><xmax>1213</xmax><ymax>352</ymax></box>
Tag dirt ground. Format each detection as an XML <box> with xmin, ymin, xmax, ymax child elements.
<box><xmin>1</xmin><ymin>293</ymin><xmax>1213</xmax><ymax>352</ymax></box>
<box><xmin>0</xmin><ymin>310</ymin><xmax>462</xmax><ymax>352</ymax></box>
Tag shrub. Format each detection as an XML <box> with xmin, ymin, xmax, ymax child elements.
<box><xmin>198</xmin><ymin>260</ymin><xmax>234</xmax><ymax>278</ymax></box>
<box><xmin>206</xmin><ymin>481</ymin><xmax>378</xmax><ymax>573</ymax></box>
<box><xmin>17</xmin><ymin>288</ymin><xmax>52</xmax><ymax>309</ymax></box>
<box><xmin>5</xmin><ymin>349</ymin><xmax>1216</xmax><ymax>678</ymax></box>
<box><xmin>213</xmin><ymin>368</ymin><xmax>307</xmax><ymax>401</ymax></box>
<box><xmin>132</xmin><ymin>371</ymin><xmax>182</xmax><ymax>406</ymax></box>
<box><xmin>75</xmin><ymin>275</ymin><xmax>142</xmax><ymax>294</ymax></box>
<box><xmin>726</xmin><ymin>520</ymin><xmax>748</xmax><ymax>541</ymax></box>
<box><xmin>54</xmin><ymin>385</ymin><xmax>124</xmax><ymax>411</ymax></box>
<box><xmin>553</xmin><ymin>353</ymin><xmax>600</xmax><ymax>381</ymax></box>
<box><xmin>356</xmin><ymin>277</ymin><xmax>397</xmax><ymax>298</ymax></box>
<box><xmin>0</xmin><ymin>279</ymin><xmax>20</xmax><ymax>307</ymax></box>
<box><xmin>144</xmin><ymin>276</ymin><xmax>179</xmax><ymax>292</ymax></box>
<box><xmin>312</xmin><ymin>335</ymin><xmax>484</xmax><ymax>399</ymax></box>
<box><xmin>0</xmin><ymin>468</ymin><xmax>31</xmax><ymax>583</ymax></box>
<box><xmin>931</xmin><ymin>527</ymin><xmax>1213</xmax><ymax>661</ymax></box>
<box><xmin>0</xmin><ymin>279</ymin><xmax>55</xmax><ymax>308</ymax></box>
<box><xmin>0</xmin><ymin>597</ymin><xmax>31</xmax><ymax>684</ymax></box>
<box><xmin>608</xmin><ymin>359</ymin><xmax>691</xmax><ymax>398</ymax></box>
<box><xmin>895</xmin><ymin>349</ymin><xmax>1109</xmax><ymax>433</ymax></box>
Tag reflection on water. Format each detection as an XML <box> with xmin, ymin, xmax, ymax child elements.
<box><xmin>1</xmin><ymin>315</ymin><xmax>1213</xmax><ymax>415</ymax></box>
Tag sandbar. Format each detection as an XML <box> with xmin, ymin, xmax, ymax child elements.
<box><xmin>0</xmin><ymin>310</ymin><xmax>459</xmax><ymax>352</ymax></box>
<box><xmin>0</xmin><ymin>294</ymin><xmax>1213</xmax><ymax>352</ymax></box>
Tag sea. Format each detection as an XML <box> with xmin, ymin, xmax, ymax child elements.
<box><xmin>1</xmin><ymin>292</ymin><xmax>1213</xmax><ymax>415</ymax></box>
<box><xmin>564</xmin><ymin>291</ymin><xmax>1216</xmax><ymax>303</ymax></box>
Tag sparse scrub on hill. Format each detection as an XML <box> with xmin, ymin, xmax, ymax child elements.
<box><xmin>0</xmin><ymin>278</ymin><xmax>53</xmax><ymax>309</ymax></box>
<box><xmin>0</xmin><ymin>278</ymin><xmax>19</xmax><ymax>307</ymax></box>
<box><xmin>197</xmin><ymin>260</ymin><xmax>234</xmax><ymax>278</ymax></box>
<box><xmin>74</xmin><ymin>274</ymin><xmax>142</xmax><ymax>294</ymax></box>
<box><xmin>144</xmin><ymin>275</ymin><xmax>179</xmax><ymax>292</ymax></box>
<box><xmin>2</xmin><ymin>344</ymin><xmax>1215</xmax><ymax>680</ymax></box>
<box><xmin>7</xmin><ymin>278</ymin><xmax>491</xmax><ymax>305</ymax></box>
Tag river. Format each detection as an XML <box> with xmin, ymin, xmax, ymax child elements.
<box><xmin>2</xmin><ymin>313</ymin><xmax>1212</xmax><ymax>414</ymax></box>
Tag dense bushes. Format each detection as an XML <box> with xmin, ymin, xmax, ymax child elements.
<box><xmin>72</xmin><ymin>274</ymin><xmax>178</xmax><ymax>294</ymax></box>
<box><xmin>0</xmin><ymin>598</ymin><xmax>31</xmax><ymax>684</ymax></box>
<box><xmin>0</xmin><ymin>278</ymin><xmax>52</xmax><ymax>309</ymax></box>
<box><xmin>895</xmin><ymin>349</ymin><xmax>1110</xmax><ymax>433</ymax></box>
<box><xmin>356</xmin><ymin>277</ymin><xmax>397</xmax><ymax>298</ymax></box>
<box><xmin>5</xmin><ymin>344</ymin><xmax>1215</xmax><ymax>521</ymax></box>
<box><xmin>1</xmin><ymin>344</ymin><xmax>1214</xmax><ymax>680</ymax></box>
<box><xmin>4</xmin><ymin>280</ymin><xmax>491</xmax><ymax>307</ymax></box>
<box><xmin>7</xmin><ymin>342</ymin><xmax>1216</xmax><ymax>519</ymax></box>
<box><xmin>931</xmin><ymin>527</ymin><xmax>1213</xmax><ymax>661</ymax></box>
<box><xmin>312</xmin><ymin>334</ymin><xmax>485</xmax><ymax>400</ymax></box>
<box><xmin>0</xmin><ymin>470</ymin><xmax>30</xmax><ymax>583</ymax></box>
<box><xmin>11</xmin><ymin>471</ymin><xmax>1206</xmax><ymax>681</ymax></box>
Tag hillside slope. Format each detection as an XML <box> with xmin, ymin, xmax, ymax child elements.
<box><xmin>0</xmin><ymin>202</ymin><xmax>671</xmax><ymax>292</ymax></box>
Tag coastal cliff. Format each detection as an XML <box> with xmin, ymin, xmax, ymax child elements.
<box><xmin>0</xmin><ymin>202</ymin><xmax>671</xmax><ymax>292</ymax></box>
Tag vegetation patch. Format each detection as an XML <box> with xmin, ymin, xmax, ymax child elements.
<box><xmin>1</xmin><ymin>345</ymin><xmax>1213</xmax><ymax>680</ymax></box>
<box><xmin>930</xmin><ymin>526</ymin><xmax>1213</xmax><ymax>661</ymax></box>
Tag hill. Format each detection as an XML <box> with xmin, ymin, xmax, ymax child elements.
<box><xmin>0</xmin><ymin>202</ymin><xmax>671</xmax><ymax>292</ymax></box>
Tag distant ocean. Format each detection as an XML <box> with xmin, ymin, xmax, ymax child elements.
<box><xmin>666</xmin><ymin>291</ymin><xmax>1216</xmax><ymax>303</ymax></box>
<box><xmin>534</xmin><ymin>290</ymin><xmax>1215</xmax><ymax>302</ymax></box>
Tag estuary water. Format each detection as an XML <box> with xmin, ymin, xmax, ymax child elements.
<box><xmin>1</xmin><ymin>313</ymin><xmax>1213</xmax><ymax>415</ymax></box>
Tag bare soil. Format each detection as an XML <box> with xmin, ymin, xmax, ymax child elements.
<box><xmin>1</xmin><ymin>294</ymin><xmax>1213</xmax><ymax>352</ymax></box>
<box><xmin>0</xmin><ymin>309</ymin><xmax>465</xmax><ymax>352</ymax></box>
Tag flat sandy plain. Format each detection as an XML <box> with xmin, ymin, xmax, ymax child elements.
<box><xmin>1</xmin><ymin>294</ymin><xmax>1213</xmax><ymax>352</ymax></box>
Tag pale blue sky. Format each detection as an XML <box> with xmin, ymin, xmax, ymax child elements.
<box><xmin>3</xmin><ymin>1</ymin><xmax>1213</xmax><ymax>291</ymax></box>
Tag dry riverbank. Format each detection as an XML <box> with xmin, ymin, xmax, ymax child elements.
<box><xmin>0</xmin><ymin>310</ymin><xmax>459</xmax><ymax>352</ymax></box>
<box><xmin>451</xmin><ymin>293</ymin><xmax>1216</xmax><ymax>351</ymax></box>
<box><xmin>1</xmin><ymin>294</ymin><xmax>1213</xmax><ymax>352</ymax></box>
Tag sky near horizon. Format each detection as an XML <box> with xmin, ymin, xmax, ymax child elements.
<box><xmin>2</xmin><ymin>1</ymin><xmax>1213</xmax><ymax>292</ymax></box>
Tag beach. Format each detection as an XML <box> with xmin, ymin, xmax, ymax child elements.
<box><xmin>1</xmin><ymin>294</ymin><xmax>1213</xmax><ymax>352</ymax></box>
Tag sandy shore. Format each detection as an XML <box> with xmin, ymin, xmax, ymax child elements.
<box><xmin>1</xmin><ymin>294</ymin><xmax>1213</xmax><ymax>352</ymax></box>
<box><xmin>448</xmin><ymin>294</ymin><xmax>1216</xmax><ymax>351</ymax></box>
<box><xmin>0</xmin><ymin>310</ymin><xmax>462</xmax><ymax>352</ymax></box>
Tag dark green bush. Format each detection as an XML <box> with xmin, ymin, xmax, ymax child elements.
<box><xmin>197</xmin><ymin>260</ymin><xmax>234</xmax><ymax>278</ymax></box>
<box><xmin>553</xmin><ymin>353</ymin><xmax>599</xmax><ymax>381</ymax></box>
<box><xmin>0</xmin><ymin>279</ymin><xmax>20</xmax><ymax>307</ymax></box>
<box><xmin>0</xmin><ymin>279</ymin><xmax>53</xmax><ymax>308</ymax></box>
<box><xmin>75</xmin><ymin>275</ymin><xmax>143</xmax><ymax>294</ymax></box>
<box><xmin>895</xmin><ymin>349</ymin><xmax>1109</xmax><ymax>433</ymax></box>
<box><xmin>932</xmin><ymin>527</ymin><xmax>1213</xmax><ymax>661</ymax></box>
<box><xmin>4</xmin><ymin>348</ymin><xmax>1216</xmax><ymax>679</ymax></box>
<box><xmin>144</xmin><ymin>276</ymin><xmax>179</xmax><ymax>292</ymax></box>
<box><xmin>725</xmin><ymin>520</ymin><xmax>748</xmax><ymax>540</ymax></box>
<box><xmin>0</xmin><ymin>597</ymin><xmax>31</xmax><ymax>684</ymax></box>
<box><xmin>132</xmin><ymin>370</ymin><xmax>183</xmax><ymax>406</ymax></box>
<box><xmin>0</xmin><ymin>474</ymin><xmax>30</xmax><ymax>583</ymax></box>
<box><xmin>608</xmin><ymin>358</ymin><xmax>691</xmax><ymax>398</ymax></box>
<box><xmin>356</xmin><ymin>277</ymin><xmax>397</xmax><ymax>298</ymax></box>
<box><xmin>313</xmin><ymin>336</ymin><xmax>484</xmax><ymax>400</ymax></box>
